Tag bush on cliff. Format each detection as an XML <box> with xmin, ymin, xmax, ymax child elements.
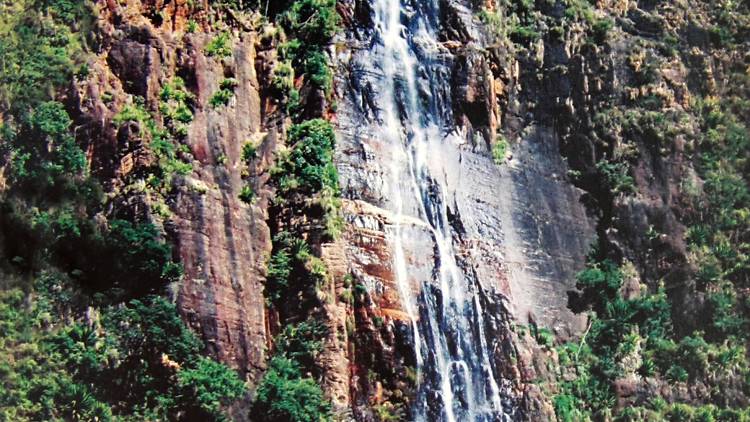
<box><xmin>272</xmin><ymin>118</ymin><xmax>338</xmax><ymax>196</ymax></box>
<box><xmin>0</xmin><ymin>282</ymin><xmax>246</xmax><ymax>421</ymax></box>
<box><xmin>252</xmin><ymin>357</ymin><xmax>331</xmax><ymax>422</ymax></box>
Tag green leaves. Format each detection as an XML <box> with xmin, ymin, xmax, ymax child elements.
<box><xmin>39</xmin><ymin>293</ymin><xmax>246</xmax><ymax>420</ymax></box>
<box><xmin>209</xmin><ymin>79</ymin><xmax>237</xmax><ymax>108</ymax></box>
<box><xmin>492</xmin><ymin>136</ymin><xmax>509</xmax><ymax>164</ymax></box>
<box><xmin>177</xmin><ymin>356</ymin><xmax>246</xmax><ymax>417</ymax></box>
<box><xmin>30</xmin><ymin>101</ymin><xmax>71</xmax><ymax>136</ymax></box>
<box><xmin>113</xmin><ymin>97</ymin><xmax>193</xmax><ymax>190</ymax></box>
<box><xmin>204</xmin><ymin>32</ymin><xmax>233</xmax><ymax>58</ymax></box>
<box><xmin>252</xmin><ymin>357</ymin><xmax>331</xmax><ymax>422</ymax></box>
<box><xmin>596</xmin><ymin>160</ymin><xmax>635</xmax><ymax>196</ymax></box>
<box><xmin>0</xmin><ymin>3</ymin><xmax>82</xmax><ymax>113</ymax></box>
<box><xmin>303</xmin><ymin>50</ymin><xmax>333</xmax><ymax>95</ymax></box>
<box><xmin>274</xmin><ymin>319</ymin><xmax>327</xmax><ymax>371</ymax></box>
<box><xmin>571</xmin><ymin>259</ymin><xmax>623</xmax><ymax>315</ymax></box>
<box><xmin>98</xmin><ymin>220</ymin><xmax>182</xmax><ymax>295</ymax></box>
<box><xmin>280</xmin><ymin>0</ymin><xmax>339</xmax><ymax>47</ymax></box>
<box><xmin>273</xmin><ymin>119</ymin><xmax>338</xmax><ymax>196</ymax></box>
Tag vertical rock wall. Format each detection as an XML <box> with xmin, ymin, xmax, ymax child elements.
<box><xmin>73</xmin><ymin>0</ymin><xmax>275</xmax><ymax>384</ymax></box>
<box><xmin>333</xmin><ymin>0</ymin><xmax>596</xmax><ymax>418</ymax></box>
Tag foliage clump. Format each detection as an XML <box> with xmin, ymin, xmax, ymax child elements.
<box><xmin>209</xmin><ymin>78</ymin><xmax>238</xmax><ymax>108</ymax></box>
<box><xmin>272</xmin><ymin>119</ymin><xmax>338</xmax><ymax>195</ymax></box>
<box><xmin>113</xmin><ymin>98</ymin><xmax>193</xmax><ymax>190</ymax></box>
<box><xmin>204</xmin><ymin>32</ymin><xmax>233</xmax><ymax>58</ymax></box>
<box><xmin>252</xmin><ymin>357</ymin><xmax>331</xmax><ymax>422</ymax></box>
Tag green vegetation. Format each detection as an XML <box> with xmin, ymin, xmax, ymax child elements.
<box><xmin>210</xmin><ymin>78</ymin><xmax>238</xmax><ymax>108</ymax></box>
<box><xmin>547</xmin><ymin>1</ymin><xmax>750</xmax><ymax>418</ymax></box>
<box><xmin>492</xmin><ymin>136</ymin><xmax>509</xmax><ymax>164</ymax></box>
<box><xmin>257</xmin><ymin>5</ymin><xmax>342</xmax><ymax>416</ymax></box>
<box><xmin>4</xmin><ymin>101</ymin><xmax>87</xmax><ymax>193</ymax></box>
<box><xmin>596</xmin><ymin>160</ymin><xmax>636</xmax><ymax>195</ymax></box>
<box><xmin>559</xmin><ymin>250</ymin><xmax>750</xmax><ymax>419</ymax></box>
<box><xmin>303</xmin><ymin>50</ymin><xmax>333</xmax><ymax>94</ymax></box>
<box><xmin>0</xmin><ymin>281</ymin><xmax>245</xmax><ymax>421</ymax></box>
<box><xmin>265</xmin><ymin>231</ymin><xmax>328</xmax><ymax>310</ymax></box>
<box><xmin>271</xmin><ymin>119</ymin><xmax>342</xmax><ymax>238</ymax></box>
<box><xmin>239</xmin><ymin>185</ymin><xmax>255</xmax><ymax>203</ymax></box>
<box><xmin>257</xmin><ymin>229</ymin><xmax>334</xmax><ymax>421</ymax></box>
<box><xmin>242</xmin><ymin>141</ymin><xmax>258</xmax><ymax>162</ymax></box>
<box><xmin>251</xmin><ymin>357</ymin><xmax>331</xmax><ymax>422</ymax></box>
<box><xmin>272</xmin><ymin>119</ymin><xmax>338</xmax><ymax>195</ymax></box>
<box><xmin>271</xmin><ymin>0</ymin><xmax>339</xmax><ymax>107</ymax></box>
<box><xmin>159</xmin><ymin>77</ymin><xmax>194</xmax><ymax>137</ymax></box>
<box><xmin>0</xmin><ymin>0</ymin><xmax>92</xmax><ymax>113</ymax></box>
<box><xmin>0</xmin><ymin>1</ymin><xmax>248</xmax><ymax>419</ymax></box>
<box><xmin>204</xmin><ymin>32</ymin><xmax>232</xmax><ymax>58</ymax></box>
<box><xmin>279</xmin><ymin>0</ymin><xmax>339</xmax><ymax>48</ymax></box>
<box><xmin>114</xmin><ymin>98</ymin><xmax>193</xmax><ymax>190</ymax></box>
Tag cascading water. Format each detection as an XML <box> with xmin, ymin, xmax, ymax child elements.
<box><xmin>366</xmin><ymin>0</ymin><xmax>511</xmax><ymax>420</ymax></box>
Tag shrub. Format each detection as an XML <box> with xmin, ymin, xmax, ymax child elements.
<box><xmin>68</xmin><ymin>220</ymin><xmax>183</xmax><ymax>296</ymax></box>
<box><xmin>280</xmin><ymin>0</ymin><xmax>340</xmax><ymax>46</ymax></box>
<box><xmin>596</xmin><ymin>160</ymin><xmax>636</xmax><ymax>195</ymax></box>
<box><xmin>591</xmin><ymin>18</ymin><xmax>614</xmax><ymax>44</ymax></box>
<box><xmin>113</xmin><ymin>99</ymin><xmax>192</xmax><ymax>189</ymax></box>
<box><xmin>31</xmin><ymin>101</ymin><xmax>72</xmax><ymax>136</ymax></box>
<box><xmin>205</xmin><ymin>32</ymin><xmax>232</xmax><ymax>58</ymax></box>
<box><xmin>535</xmin><ymin>327</ymin><xmax>555</xmax><ymax>348</ymax></box>
<box><xmin>274</xmin><ymin>319</ymin><xmax>328</xmax><ymax>371</ymax></box>
<box><xmin>303</xmin><ymin>50</ymin><xmax>332</xmax><ymax>94</ymax></box>
<box><xmin>554</xmin><ymin>394</ymin><xmax>589</xmax><ymax>422</ymax></box>
<box><xmin>176</xmin><ymin>356</ymin><xmax>247</xmax><ymax>418</ymax></box>
<box><xmin>266</xmin><ymin>253</ymin><xmax>291</xmax><ymax>304</ymax></box>
<box><xmin>571</xmin><ymin>259</ymin><xmax>623</xmax><ymax>314</ymax></box>
<box><xmin>510</xmin><ymin>24</ymin><xmax>541</xmax><ymax>44</ymax></box>
<box><xmin>0</xmin><ymin>1</ymin><xmax>87</xmax><ymax>112</ymax></box>
<box><xmin>272</xmin><ymin>61</ymin><xmax>296</xmax><ymax>95</ymax></box>
<box><xmin>666</xmin><ymin>365</ymin><xmax>689</xmax><ymax>383</ymax></box>
<box><xmin>159</xmin><ymin>77</ymin><xmax>194</xmax><ymax>137</ymax></box>
<box><xmin>252</xmin><ymin>357</ymin><xmax>331</xmax><ymax>422</ymax></box>
<box><xmin>210</xmin><ymin>89</ymin><xmax>234</xmax><ymax>108</ymax></box>
<box><xmin>1</xmin><ymin>284</ymin><xmax>244</xmax><ymax>421</ymax></box>
<box><xmin>5</xmin><ymin>101</ymin><xmax>86</xmax><ymax>190</ymax></box>
<box><xmin>565</xmin><ymin>0</ymin><xmax>596</xmax><ymax>24</ymax></box>
<box><xmin>239</xmin><ymin>185</ymin><xmax>255</xmax><ymax>203</ymax></box>
<box><xmin>667</xmin><ymin>403</ymin><xmax>695</xmax><ymax>421</ymax></box>
<box><xmin>492</xmin><ymin>136</ymin><xmax>508</xmax><ymax>164</ymax></box>
<box><xmin>242</xmin><ymin>141</ymin><xmax>258</xmax><ymax>162</ymax></box>
<box><xmin>265</xmin><ymin>232</ymin><xmax>314</xmax><ymax>306</ymax></box>
<box><xmin>272</xmin><ymin>119</ymin><xmax>338</xmax><ymax>195</ymax></box>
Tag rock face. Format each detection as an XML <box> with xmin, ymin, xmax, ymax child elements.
<box><xmin>72</xmin><ymin>1</ymin><xmax>274</xmax><ymax>383</ymax></box>
<box><xmin>333</xmin><ymin>0</ymin><xmax>595</xmax><ymax>417</ymax></box>
<box><xmin>171</xmin><ymin>33</ymin><xmax>270</xmax><ymax>381</ymax></box>
<box><xmin>64</xmin><ymin>0</ymin><xmax>744</xmax><ymax>419</ymax></box>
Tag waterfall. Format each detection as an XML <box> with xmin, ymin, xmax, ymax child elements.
<box><xmin>367</xmin><ymin>0</ymin><xmax>511</xmax><ymax>420</ymax></box>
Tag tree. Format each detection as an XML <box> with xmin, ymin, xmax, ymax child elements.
<box><xmin>252</xmin><ymin>357</ymin><xmax>331</xmax><ymax>422</ymax></box>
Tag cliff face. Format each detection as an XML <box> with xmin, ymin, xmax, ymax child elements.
<box><xmin>46</xmin><ymin>0</ymin><xmax>750</xmax><ymax>420</ymax></box>
<box><xmin>333</xmin><ymin>0</ymin><xmax>597</xmax><ymax>418</ymax></box>
<box><xmin>72</xmin><ymin>0</ymin><xmax>275</xmax><ymax>383</ymax></box>
<box><xmin>334</xmin><ymin>0</ymin><xmax>750</xmax><ymax>419</ymax></box>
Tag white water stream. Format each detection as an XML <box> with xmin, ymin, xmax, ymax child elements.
<box><xmin>370</xmin><ymin>0</ymin><xmax>510</xmax><ymax>420</ymax></box>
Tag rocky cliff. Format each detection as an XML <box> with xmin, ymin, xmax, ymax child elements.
<box><xmin>1</xmin><ymin>0</ymin><xmax>748</xmax><ymax>420</ymax></box>
<box><xmin>71</xmin><ymin>1</ymin><xmax>277</xmax><ymax>384</ymax></box>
